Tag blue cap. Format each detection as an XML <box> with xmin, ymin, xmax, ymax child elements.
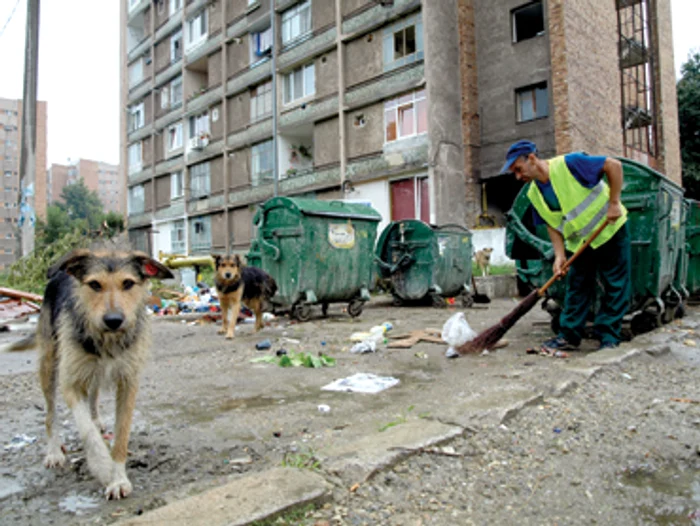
<box><xmin>500</xmin><ymin>140</ymin><xmax>538</xmax><ymax>174</ymax></box>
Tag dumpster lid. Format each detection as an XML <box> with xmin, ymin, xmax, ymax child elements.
<box><xmin>262</xmin><ymin>197</ymin><xmax>382</xmax><ymax>221</ymax></box>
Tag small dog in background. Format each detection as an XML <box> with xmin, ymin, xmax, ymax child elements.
<box><xmin>474</xmin><ymin>247</ymin><xmax>494</xmax><ymax>276</ymax></box>
<box><xmin>35</xmin><ymin>249</ymin><xmax>173</xmax><ymax>500</ymax></box>
<box><xmin>213</xmin><ymin>254</ymin><xmax>277</xmax><ymax>338</ymax></box>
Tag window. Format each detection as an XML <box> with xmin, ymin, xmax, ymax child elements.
<box><xmin>128</xmin><ymin>142</ymin><xmax>142</xmax><ymax>174</ymax></box>
<box><xmin>383</xmin><ymin>13</ymin><xmax>423</xmax><ymax>71</ymax></box>
<box><xmin>128</xmin><ymin>0</ymin><xmax>140</xmax><ymax>11</ymax></box>
<box><xmin>250</xmin><ymin>80</ymin><xmax>272</xmax><ymax>121</ymax></box>
<box><xmin>190</xmin><ymin>162</ymin><xmax>211</xmax><ymax>198</ymax></box>
<box><xmin>128</xmin><ymin>103</ymin><xmax>145</xmax><ymax>132</ymax></box>
<box><xmin>283</xmin><ymin>62</ymin><xmax>315</xmax><ymax>104</ymax></box>
<box><xmin>190</xmin><ymin>215</ymin><xmax>211</xmax><ymax>252</ymax></box>
<box><xmin>4</xmin><ymin>171</ymin><xmax>10</xmax><ymax>178</ymax></box>
<box><xmin>170</xmin><ymin>30</ymin><xmax>182</xmax><ymax>63</ymax></box>
<box><xmin>128</xmin><ymin>185</ymin><xmax>145</xmax><ymax>215</ymax></box>
<box><xmin>251</xmin><ymin>140</ymin><xmax>274</xmax><ymax>186</ymax></box>
<box><xmin>516</xmin><ymin>82</ymin><xmax>548</xmax><ymax>122</ymax></box>
<box><xmin>250</xmin><ymin>26</ymin><xmax>273</xmax><ymax>64</ymax></box>
<box><xmin>189</xmin><ymin>112</ymin><xmax>210</xmax><ymax>140</ymax></box>
<box><xmin>281</xmin><ymin>1</ymin><xmax>311</xmax><ymax>45</ymax></box>
<box><xmin>512</xmin><ymin>2</ymin><xmax>544</xmax><ymax>43</ymax></box>
<box><xmin>167</xmin><ymin>122</ymin><xmax>183</xmax><ymax>151</ymax></box>
<box><xmin>171</xmin><ymin>170</ymin><xmax>184</xmax><ymax>199</ymax></box>
<box><xmin>169</xmin><ymin>0</ymin><xmax>182</xmax><ymax>16</ymax></box>
<box><xmin>384</xmin><ymin>89</ymin><xmax>428</xmax><ymax>143</ymax></box>
<box><xmin>170</xmin><ymin>76</ymin><xmax>183</xmax><ymax>107</ymax></box>
<box><xmin>171</xmin><ymin>219</ymin><xmax>185</xmax><ymax>253</ymax></box>
<box><xmin>185</xmin><ymin>10</ymin><xmax>208</xmax><ymax>50</ymax></box>
<box><xmin>128</xmin><ymin>59</ymin><xmax>144</xmax><ymax>88</ymax></box>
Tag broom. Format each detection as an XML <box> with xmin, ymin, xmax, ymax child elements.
<box><xmin>456</xmin><ymin>221</ymin><xmax>609</xmax><ymax>355</ymax></box>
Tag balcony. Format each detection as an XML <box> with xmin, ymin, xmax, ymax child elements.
<box><xmin>277</xmin><ymin>27</ymin><xmax>335</xmax><ymax>71</ymax></box>
<box><xmin>616</xmin><ymin>0</ymin><xmax>643</xmax><ymax>8</ymax></box>
<box><xmin>619</xmin><ymin>36</ymin><xmax>648</xmax><ymax>69</ymax></box>
<box><xmin>185</xmin><ymin>86</ymin><xmax>224</xmax><ymax>116</ymax></box>
<box><xmin>279</xmin><ymin>94</ymin><xmax>338</xmax><ymax>130</ymax></box>
<box><xmin>624</xmin><ymin>106</ymin><xmax>653</xmax><ymax>129</ymax></box>
<box><xmin>342</xmin><ymin>0</ymin><xmax>421</xmax><ymax>41</ymax></box>
<box><xmin>226</xmin><ymin>60</ymin><xmax>272</xmax><ymax>98</ymax></box>
<box><xmin>345</xmin><ymin>62</ymin><xmax>424</xmax><ymax>112</ymax></box>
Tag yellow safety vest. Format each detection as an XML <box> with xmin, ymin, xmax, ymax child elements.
<box><xmin>526</xmin><ymin>156</ymin><xmax>627</xmax><ymax>252</ymax></box>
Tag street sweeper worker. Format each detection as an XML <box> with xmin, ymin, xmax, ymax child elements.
<box><xmin>501</xmin><ymin>140</ymin><xmax>631</xmax><ymax>352</ymax></box>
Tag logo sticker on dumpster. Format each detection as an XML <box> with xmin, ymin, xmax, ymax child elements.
<box><xmin>329</xmin><ymin>222</ymin><xmax>355</xmax><ymax>249</ymax></box>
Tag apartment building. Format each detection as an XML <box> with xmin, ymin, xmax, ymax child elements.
<box><xmin>48</xmin><ymin>159</ymin><xmax>123</xmax><ymax>214</ymax></box>
<box><xmin>457</xmin><ymin>0</ymin><xmax>681</xmax><ymax>222</ymax></box>
<box><xmin>120</xmin><ymin>0</ymin><xmax>471</xmax><ymax>256</ymax></box>
<box><xmin>0</xmin><ymin>97</ymin><xmax>48</xmax><ymax>268</ymax></box>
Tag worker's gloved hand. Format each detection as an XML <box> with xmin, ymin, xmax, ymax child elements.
<box><xmin>607</xmin><ymin>201</ymin><xmax>623</xmax><ymax>223</ymax></box>
<box><xmin>553</xmin><ymin>254</ymin><xmax>567</xmax><ymax>278</ymax></box>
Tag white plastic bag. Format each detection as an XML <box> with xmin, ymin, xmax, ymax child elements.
<box><xmin>441</xmin><ymin>312</ymin><xmax>477</xmax><ymax>355</ymax></box>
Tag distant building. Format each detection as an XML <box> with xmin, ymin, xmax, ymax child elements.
<box><xmin>0</xmin><ymin>96</ymin><xmax>47</xmax><ymax>268</ymax></box>
<box><xmin>48</xmin><ymin>159</ymin><xmax>123</xmax><ymax>214</ymax></box>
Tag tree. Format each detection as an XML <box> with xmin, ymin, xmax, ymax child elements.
<box><xmin>35</xmin><ymin>204</ymin><xmax>78</xmax><ymax>245</ymax></box>
<box><xmin>678</xmin><ymin>51</ymin><xmax>700</xmax><ymax>199</ymax></box>
<box><xmin>58</xmin><ymin>179</ymin><xmax>105</xmax><ymax>231</ymax></box>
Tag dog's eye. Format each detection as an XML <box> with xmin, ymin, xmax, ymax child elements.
<box><xmin>122</xmin><ymin>279</ymin><xmax>136</xmax><ymax>291</ymax></box>
<box><xmin>87</xmin><ymin>280</ymin><xmax>102</xmax><ymax>292</ymax></box>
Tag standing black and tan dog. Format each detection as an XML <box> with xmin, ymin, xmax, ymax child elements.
<box><xmin>36</xmin><ymin>249</ymin><xmax>172</xmax><ymax>500</ymax></box>
<box><xmin>213</xmin><ymin>254</ymin><xmax>277</xmax><ymax>338</ymax></box>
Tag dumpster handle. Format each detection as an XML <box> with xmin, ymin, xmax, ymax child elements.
<box><xmin>374</xmin><ymin>253</ymin><xmax>414</xmax><ymax>274</ymax></box>
<box><xmin>433</xmin><ymin>223</ymin><xmax>469</xmax><ymax>232</ymax></box>
<box><xmin>259</xmin><ymin>237</ymin><xmax>281</xmax><ymax>261</ymax></box>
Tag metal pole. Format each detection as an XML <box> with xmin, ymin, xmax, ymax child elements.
<box><xmin>18</xmin><ymin>0</ymin><xmax>40</xmax><ymax>257</ymax></box>
<box><xmin>336</xmin><ymin>0</ymin><xmax>346</xmax><ymax>193</ymax></box>
<box><xmin>271</xmin><ymin>2</ymin><xmax>278</xmax><ymax>197</ymax></box>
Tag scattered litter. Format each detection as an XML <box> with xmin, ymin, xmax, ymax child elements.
<box><xmin>553</xmin><ymin>427</ymin><xmax>562</xmax><ymax>434</ymax></box>
<box><xmin>388</xmin><ymin>329</ymin><xmax>444</xmax><ymax>349</ymax></box>
<box><xmin>684</xmin><ymin>339</ymin><xmax>696</xmax><ymax>347</ymax></box>
<box><xmin>480</xmin><ymin>350</ymin><xmax>490</xmax><ymax>356</ymax></box>
<box><xmin>251</xmin><ymin>350</ymin><xmax>335</xmax><ymax>368</ymax></box>
<box><xmin>441</xmin><ymin>312</ymin><xmax>477</xmax><ymax>355</ymax></box>
<box><xmin>4</xmin><ymin>434</ymin><xmax>37</xmax><ymax>451</ymax></box>
<box><xmin>414</xmin><ymin>351</ymin><xmax>428</xmax><ymax>359</ymax></box>
<box><xmin>317</xmin><ymin>404</ymin><xmax>331</xmax><ymax>413</ymax></box>
<box><xmin>620</xmin><ymin>373</ymin><xmax>633</xmax><ymax>380</ymax></box>
<box><xmin>530</xmin><ymin>347</ymin><xmax>569</xmax><ymax>358</ymax></box>
<box><xmin>670</xmin><ymin>397</ymin><xmax>700</xmax><ymax>404</ymax></box>
<box><xmin>276</xmin><ymin>349</ymin><xmax>288</xmax><ymax>356</ymax></box>
<box><xmin>281</xmin><ymin>337</ymin><xmax>300</xmax><ymax>345</ymax></box>
<box><xmin>321</xmin><ymin>373</ymin><xmax>400</xmax><ymax>394</ymax></box>
<box><xmin>255</xmin><ymin>339</ymin><xmax>272</xmax><ymax>350</ymax></box>
<box><xmin>350</xmin><ymin>340</ymin><xmax>376</xmax><ymax>354</ymax></box>
<box><xmin>58</xmin><ymin>494</ymin><xmax>100</xmax><ymax>515</ymax></box>
<box><xmin>445</xmin><ymin>347</ymin><xmax>459</xmax><ymax>359</ymax></box>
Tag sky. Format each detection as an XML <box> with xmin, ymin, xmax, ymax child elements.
<box><xmin>0</xmin><ymin>0</ymin><xmax>697</xmax><ymax>169</ymax></box>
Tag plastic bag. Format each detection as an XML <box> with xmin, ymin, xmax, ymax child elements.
<box><xmin>441</xmin><ymin>312</ymin><xmax>477</xmax><ymax>355</ymax></box>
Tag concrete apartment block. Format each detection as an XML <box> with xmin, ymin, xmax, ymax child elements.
<box><xmin>49</xmin><ymin>159</ymin><xmax>123</xmax><ymax>214</ymax></box>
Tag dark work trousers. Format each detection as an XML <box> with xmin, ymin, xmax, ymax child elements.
<box><xmin>558</xmin><ymin>222</ymin><xmax>631</xmax><ymax>346</ymax></box>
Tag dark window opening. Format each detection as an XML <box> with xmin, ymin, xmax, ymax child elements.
<box><xmin>512</xmin><ymin>1</ymin><xmax>544</xmax><ymax>43</ymax></box>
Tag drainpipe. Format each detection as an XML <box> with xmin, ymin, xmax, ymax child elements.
<box><xmin>271</xmin><ymin>1</ymin><xmax>279</xmax><ymax>197</ymax></box>
<box><xmin>336</xmin><ymin>0</ymin><xmax>346</xmax><ymax>194</ymax></box>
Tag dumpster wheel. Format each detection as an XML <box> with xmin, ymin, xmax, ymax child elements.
<box><xmin>347</xmin><ymin>299</ymin><xmax>364</xmax><ymax>318</ymax></box>
<box><xmin>292</xmin><ymin>303</ymin><xmax>312</xmax><ymax>322</ymax></box>
<box><xmin>321</xmin><ymin>302</ymin><xmax>329</xmax><ymax>317</ymax></box>
<box><xmin>430</xmin><ymin>293</ymin><xmax>447</xmax><ymax>308</ymax></box>
<box><xmin>461</xmin><ymin>293</ymin><xmax>474</xmax><ymax>308</ymax></box>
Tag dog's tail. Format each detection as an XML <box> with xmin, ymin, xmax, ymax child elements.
<box><xmin>2</xmin><ymin>333</ymin><xmax>37</xmax><ymax>352</ymax></box>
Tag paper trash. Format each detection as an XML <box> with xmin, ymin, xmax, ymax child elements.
<box><xmin>321</xmin><ymin>373</ymin><xmax>399</xmax><ymax>394</ymax></box>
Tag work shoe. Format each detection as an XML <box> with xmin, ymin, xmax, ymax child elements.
<box><xmin>541</xmin><ymin>336</ymin><xmax>579</xmax><ymax>352</ymax></box>
<box><xmin>598</xmin><ymin>341</ymin><xmax>619</xmax><ymax>351</ymax></box>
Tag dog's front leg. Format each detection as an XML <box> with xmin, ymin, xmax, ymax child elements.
<box><xmin>105</xmin><ymin>378</ymin><xmax>138</xmax><ymax>500</ymax></box>
<box><xmin>88</xmin><ymin>382</ymin><xmax>105</xmax><ymax>433</ymax></box>
<box><xmin>227</xmin><ymin>300</ymin><xmax>241</xmax><ymax>339</ymax></box>
<box><xmin>64</xmin><ymin>388</ymin><xmax>113</xmax><ymax>488</ymax></box>
<box><xmin>218</xmin><ymin>301</ymin><xmax>228</xmax><ymax>335</ymax></box>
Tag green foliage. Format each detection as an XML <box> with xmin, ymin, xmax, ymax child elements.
<box><xmin>249</xmin><ymin>504</ymin><xmax>318</xmax><ymax>526</ymax></box>
<box><xmin>281</xmin><ymin>447</ymin><xmax>321</xmax><ymax>471</ymax></box>
<box><xmin>251</xmin><ymin>351</ymin><xmax>336</xmax><ymax>368</ymax></box>
<box><xmin>471</xmin><ymin>262</ymin><xmax>516</xmax><ymax>277</ymax></box>
<box><xmin>678</xmin><ymin>51</ymin><xmax>700</xmax><ymax>199</ymax></box>
<box><xmin>379</xmin><ymin>405</ymin><xmax>415</xmax><ymax>432</ymax></box>
<box><xmin>59</xmin><ymin>179</ymin><xmax>105</xmax><ymax>231</ymax></box>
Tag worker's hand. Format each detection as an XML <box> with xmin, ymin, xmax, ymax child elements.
<box><xmin>553</xmin><ymin>254</ymin><xmax>567</xmax><ymax>278</ymax></box>
<box><xmin>607</xmin><ymin>201</ymin><xmax>623</xmax><ymax>223</ymax></box>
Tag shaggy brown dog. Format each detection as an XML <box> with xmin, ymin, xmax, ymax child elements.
<box><xmin>213</xmin><ymin>254</ymin><xmax>277</xmax><ymax>338</ymax></box>
<box><xmin>474</xmin><ymin>247</ymin><xmax>494</xmax><ymax>276</ymax></box>
<box><xmin>36</xmin><ymin>249</ymin><xmax>172</xmax><ymax>500</ymax></box>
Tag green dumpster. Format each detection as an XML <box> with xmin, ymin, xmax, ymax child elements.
<box><xmin>375</xmin><ymin>220</ymin><xmax>473</xmax><ymax>306</ymax></box>
<box><xmin>505</xmin><ymin>156</ymin><xmax>686</xmax><ymax>334</ymax></box>
<box><xmin>247</xmin><ymin>197</ymin><xmax>381</xmax><ymax>321</ymax></box>
<box><xmin>686</xmin><ymin>199</ymin><xmax>700</xmax><ymax>298</ymax></box>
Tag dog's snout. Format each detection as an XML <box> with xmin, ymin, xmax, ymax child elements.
<box><xmin>224</xmin><ymin>272</ymin><xmax>232</xmax><ymax>279</ymax></box>
<box><xmin>103</xmin><ymin>312</ymin><xmax>125</xmax><ymax>331</ymax></box>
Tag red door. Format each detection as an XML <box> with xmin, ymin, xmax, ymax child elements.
<box><xmin>390</xmin><ymin>179</ymin><xmax>415</xmax><ymax>221</ymax></box>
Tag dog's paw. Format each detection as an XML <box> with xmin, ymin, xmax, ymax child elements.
<box><xmin>225</xmin><ymin>333</ymin><xmax>235</xmax><ymax>340</ymax></box>
<box><xmin>217</xmin><ymin>327</ymin><xmax>226</xmax><ymax>335</ymax></box>
<box><xmin>105</xmin><ymin>478</ymin><xmax>132</xmax><ymax>500</ymax></box>
<box><xmin>44</xmin><ymin>449</ymin><xmax>66</xmax><ymax>468</ymax></box>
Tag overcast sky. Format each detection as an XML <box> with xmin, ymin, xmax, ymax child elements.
<box><xmin>0</xmin><ymin>0</ymin><xmax>697</xmax><ymax>168</ymax></box>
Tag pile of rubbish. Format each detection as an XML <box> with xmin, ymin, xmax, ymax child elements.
<box><xmin>148</xmin><ymin>282</ymin><xmax>220</xmax><ymax>316</ymax></box>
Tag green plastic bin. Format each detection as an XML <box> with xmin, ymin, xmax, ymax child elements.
<box><xmin>505</xmin><ymin>156</ymin><xmax>686</xmax><ymax>334</ymax></box>
<box><xmin>375</xmin><ymin>220</ymin><xmax>473</xmax><ymax>306</ymax></box>
<box><xmin>247</xmin><ymin>197</ymin><xmax>381</xmax><ymax>321</ymax></box>
<box><xmin>685</xmin><ymin>199</ymin><xmax>700</xmax><ymax>298</ymax></box>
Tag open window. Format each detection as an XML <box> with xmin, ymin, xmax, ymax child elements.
<box><xmin>512</xmin><ymin>1</ymin><xmax>545</xmax><ymax>43</ymax></box>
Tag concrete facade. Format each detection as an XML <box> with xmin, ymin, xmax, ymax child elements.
<box><xmin>48</xmin><ymin>159</ymin><xmax>123</xmax><ymax>214</ymax></box>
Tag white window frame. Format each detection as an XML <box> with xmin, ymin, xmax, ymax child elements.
<box><xmin>185</xmin><ymin>10</ymin><xmax>208</xmax><ymax>50</ymax></box>
<box><xmin>128</xmin><ymin>184</ymin><xmax>145</xmax><ymax>215</ymax></box>
<box><xmin>169</xmin><ymin>0</ymin><xmax>182</xmax><ymax>16</ymax></box>
<box><xmin>167</xmin><ymin>122</ymin><xmax>183</xmax><ymax>152</ymax></box>
<box><xmin>283</xmin><ymin>62</ymin><xmax>315</xmax><ymax>105</ymax></box>
<box><xmin>170</xmin><ymin>30</ymin><xmax>183</xmax><ymax>63</ymax></box>
<box><xmin>128</xmin><ymin>0</ymin><xmax>141</xmax><ymax>12</ymax></box>
<box><xmin>171</xmin><ymin>219</ymin><xmax>186</xmax><ymax>253</ymax></box>
<box><xmin>250</xmin><ymin>80</ymin><xmax>272</xmax><ymax>122</ymax></box>
<box><xmin>250</xmin><ymin>26</ymin><xmax>273</xmax><ymax>65</ymax></box>
<box><xmin>128</xmin><ymin>102</ymin><xmax>145</xmax><ymax>132</ymax></box>
<box><xmin>189</xmin><ymin>162</ymin><xmax>211</xmax><ymax>199</ymax></box>
<box><xmin>189</xmin><ymin>112</ymin><xmax>210</xmax><ymax>141</ymax></box>
<box><xmin>190</xmin><ymin>215</ymin><xmax>212</xmax><ymax>252</ymax></box>
<box><xmin>251</xmin><ymin>140</ymin><xmax>274</xmax><ymax>186</ymax></box>
<box><xmin>171</xmin><ymin>170</ymin><xmax>184</xmax><ymax>199</ymax></box>
<box><xmin>384</xmin><ymin>89</ymin><xmax>428</xmax><ymax>143</ymax></box>
<box><xmin>170</xmin><ymin>76</ymin><xmax>183</xmax><ymax>108</ymax></box>
<box><xmin>128</xmin><ymin>142</ymin><xmax>143</xmax><ymax>174</ymax></box>
<box><xmin>281</xmin><ymin>1</ymin><xmax>311</xmax><ymax>46</ymax></box>
<box><xmin>128</xmin><ymin>58</ymin><xmax>144</xmax><ymax>88</ymax></box>
<box><xmin>160</xmin><ymin>86</ymin><xmax>170</xmax><ymax>109</ymax></box>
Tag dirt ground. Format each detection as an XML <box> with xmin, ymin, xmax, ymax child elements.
<box><xmin>0</xmin><ymin>295</ymin><xmax>698</xmax><ymax>525</ymax></box>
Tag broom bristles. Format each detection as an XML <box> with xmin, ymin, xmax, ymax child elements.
<box><xmin>456</xmin><ymin>290</ymin><xmax>541</xmax><ymax>354</ymax></box>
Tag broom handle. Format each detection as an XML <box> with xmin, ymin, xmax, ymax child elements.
<box><xmin>537</xmin><ymin>221</ymin><xmax>609</xmax><ymax>296</ymax></box>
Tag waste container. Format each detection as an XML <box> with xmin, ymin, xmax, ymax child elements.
<box><xmin>375</xmin><ymin>220</ymin><xmax>473</xmax><ymax>306</ymax></box>
<box><xmin>246</xmin><ymin>197</ymin><xmax>381</xmax><ymax>321</ymax></box>
<box><xmin>685</xmin><ymin>199</ymin><xmax>700</xmax><ymax>298</ymax></box>
<box><xmin>505</xmin><ymin>156</ymin><xmax>686</xmax><ymax>335</ymax></box>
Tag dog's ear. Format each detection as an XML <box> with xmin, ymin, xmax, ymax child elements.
<box><xmin>234</xmin><ymin>254</ymin><xmax>242</xmax><ymax>267</ymax></box>
<box><xmin>130</xmin><ymin>253</ymin><xmax>174</xmax><ymax>281</ymax></box>
<box><xmin>212</xmin><ymin>254</ymin><xmax>221</xmax><ymax>268</ymax></box>
<box><xmin>48</xmin><ymin>249</ymin><xmax>93</xmax><ymax>280</ymax></box>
